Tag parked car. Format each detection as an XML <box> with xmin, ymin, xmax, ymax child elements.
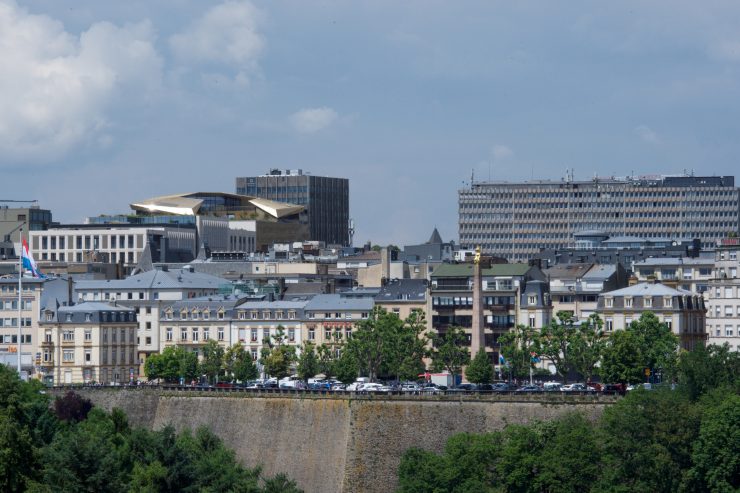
<box><xmin>561</xmin><ymin>383</ymin><xmax>595</xmax><ymax>392</ymax></box>
<box><xmin>516</xmin><ymin>385</ymin><xmax>542</xmax><ymax>392</ymax></box>
<box><xmin>602</xmin><ymin>383</ymin><xmax>626</xmax><ymax>396</ymax></box>
<box><xmin>543</xmin><ymin>381</ymin><xmax>562</xmax><ymax>391</ymax></box>
<box><xmin>492</xmin><ymin>382</ymin><xmax>517</xmax><ymax>391</ymax></box>
<box><xmin>359</xmin><ymin>383</ymin><xmax>388</xmax><ymax>392</ymax></box>
<box><xmin>401</xmin><ymin>383</ymin><xmax>421</xmax><ymax>393</ymax></box>
<box><xmin>449</xmin><ymin>383</ymin><xmax>478</xmax><ymax>392</ymax></box>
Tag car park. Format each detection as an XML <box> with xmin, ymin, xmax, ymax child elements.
<box><xmin>516</xmin><ymin>385</ymin><xmax>542</xmax><ymax>392</ymax></box>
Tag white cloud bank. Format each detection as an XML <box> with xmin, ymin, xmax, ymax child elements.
<box><xmin>169</xmin><ymin>1</ymin><xmax>264</xmax><ymax>86</ymax></box>
<box><xmin>635</xmin><ymin>124</ymin><xmax>660</xmax><ymax>144</ymax></box>
<box><xmin>289</xmin><ymin>107</ymin><xmax>339</xmax><ymax>134</ymax></box>
<box><xmin>0</xmin><ymin>0</ymin><xmax>162</xmax><ymax>160</ymax></box>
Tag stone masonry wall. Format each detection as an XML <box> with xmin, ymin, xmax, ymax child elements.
<box><xmin>57</xmin><ymin>389</ymin><xmax>614</xmax><ymax>493</ymax></box>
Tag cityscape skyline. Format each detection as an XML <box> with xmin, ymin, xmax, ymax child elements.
<box><xmin>3</xmin><ymin>1</ymin><xmax>740</xmax><ymax>246</ymax></box>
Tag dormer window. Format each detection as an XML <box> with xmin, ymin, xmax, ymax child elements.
<box><xmin>644</xmin><ymin>297</ymin><xmax>652</xmax><ymax>308</ymax></box>
<box><xmin>65</xmin><ymin>314</ymin><xmax>72</xmax><ymax>322</ymax></box>
<box><xmin>217</xmin><ymin>309</ymin><xmax>225</xmax><ymax>320</ymax></box>
<box><xmin>85</xmin><ymin>313</ymin><xmax>92</xmax><ymax>322</ymax></box>
<box><xmin>180</xmin><ymin>309</ymin><xmax>188</xmax><ymax>320</ymax></box>
<box><xmin>46</xmin><ymin>312</ymin><xmax>53</xmax><ymax>322</ymax></box>
<box><xmin>528</xmin><ymin>295</ymin><xmax>538</xmax><ymax>305</ymax></box>
<box><xmin>605</xmin><ymin>297</ymin><xmax>613</xmax><ymax>308</ymax></box>
<box><xmin>625</xmin><ymin>297</ymin><xmax>633</xmax><ymax>308</ymax></box>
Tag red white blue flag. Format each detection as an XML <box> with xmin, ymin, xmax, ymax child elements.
<box><xmin>21</xmin><ymin>238</ymin><xmax>43</xmax><ymax>278</ymax></box>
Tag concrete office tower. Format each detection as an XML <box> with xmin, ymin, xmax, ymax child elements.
<box><xmin>459</xmin><ymin>173</ymin><xmax>740</xmax><ymax>262</ymax></box>
<box><xmin>0</xmin><ymin>203</ymin><xmax>52</xmax><ymax>245</ymax></box>
<box><xmin>236</xmin><ymin>169</ymin><xmax>350</xmax><ymax>246</ymax></box>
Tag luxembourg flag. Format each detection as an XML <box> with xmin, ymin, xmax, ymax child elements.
<box><xmin>21</xmin><ymin>238</ymin><xmax>44</xmax><ymax>278</ymax></box>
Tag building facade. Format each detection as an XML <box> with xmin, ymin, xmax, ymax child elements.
<box><xmin>0</xmin><ymin>204</ymin><xmax>53</xmax><ymax>245</ymax></box>
<box><xmin>459</xmin><ymin>174</ymin><xmax>739</xmax><ymax>261</ymax></box>
<box><xmin>428</xmin><ymin>263</ymin><xmax>552</xmax><ymax>364</ymax></box>
<box><xmin>304</xmin><ymin>294</ymin><xmax>373</xmax><ymax>349</ymax></box>
<box><xmin>597</xmin><ymin>282</ymin><xmax>707</xmax><ymax>350</ymax></box>
<box><xmin>236</xmin><ymin>169</ymin><xmax>350</xmax><ymax>246</ymax></box>
<box><xmin>0</xmin><ymin>277</ymin><xmax>45</xmax><ymax>374</ymax></box>
<box><xmin>632</xmin><ymin>257</ymin><xmax>715</xmax><ymax>295</ymax></box>
<box><xmin>38</xmin><ymin>302</ymin><xmax>138</xmax><ymax>385</ymax></box>
<box><xmin>706</xmin><ymin>238</ymin><xmax>740</xmax><ymax>350</ymax></box>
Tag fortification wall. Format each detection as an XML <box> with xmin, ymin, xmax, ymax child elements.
<box><xmin>57</xmin><ymin>389</ymin><xmax>614</xmax><ymax>493</ymax></box>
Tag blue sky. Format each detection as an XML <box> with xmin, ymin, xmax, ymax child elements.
<box><xmin>2</xmin><ymin>0</ymin><xmax>740</xmax><ymax>245</ymax></box>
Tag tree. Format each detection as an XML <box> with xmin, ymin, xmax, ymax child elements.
<box><xmin>296</xmin><ymin>342</ymin><xmax>320</xmax><ymax>382</ymax></box>
<box><xmin>601</xmin><ymin>312</ymin><xmax>679</xmax><ymax>385</ymax></box>
<box><xmin>144</xmin><ymin>346</ymin><xmax>198</xmax><ymax>383</ymax></box>
<box><xmin>427</xmin><ymin>326</ymin><xmax>470</xmax><ymax>384</ymax></box>
<box><xmin>392</xmin><ymin>309</ymin><xmax>429</xmax><ymax>381</ymax></box>
<box><xmin>687</xmin><ymin>394</ymin><xmax>740</xmax><ymax>492</ymax></box>
<box><xmin>466</xmin><ymin>349</ymin><xmax>494</xmax><ymax>384</ymax></box>
<box><xmin>224</xmin><ymin>344</ymin><xmax>259</xmax><ymax>383</ymax></box>
<box><xmin>677</xmin><ymin>343</ymin><xmax>740</xmax><ymax>401</ymax></box>
<box><xmin>53</xmin><ymin>391</ymin><xmax>93</xmax><ymax>423</ymax></box>
<box><xmin>200</xmin><ymin>340</ymin><xmax>225</xmax><ymax>384</ymax></box>
<box><xmin>260</xmin><ymin>326</ymin><xmax>297</xmax><ymax>380</ymax></box>
<box><xmin>538</xmin><ymin>311</ymin><xmax>579</xmax><ymax>383</ymax></box>
<box><xmin>600</xmin><ymin>329</ymin><xmax>645</xmax><ymax>384</ymax></box>
<box><xmin>569</xmin><ymin>314</ymin><xmax>606</xmax><ymax>382</ymax></box>
<box><xmin>344</xmin><ymin>307</ymin><xmax>401</xmax><ymax>381</ymax></box>
<box><xmin>333</xmin><ymin>349</ymin><xmax>359</xmax><ymax>384</ymax></box>
<box><xmin>316</xmin><ymin>343</ymin><xmax>337</xmax><ymax>379</ymax></box>
<box><xmin>498</xmin><ymin>324</ymin><xmax>539</xmax><ymax>381</ymax></box>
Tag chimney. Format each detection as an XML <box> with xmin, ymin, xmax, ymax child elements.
<box><xmin>67</xmin><ymin>277</ymin><xmax>74</xmax><ymax>306</ymax></box>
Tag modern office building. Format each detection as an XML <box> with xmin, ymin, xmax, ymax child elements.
<box><xmin>459</xmin><ymin>174</ymin><xmax>739</xmax><ymax>261</ymax></box>
<box><xmin>0</xmin><ymin>203</ymin><xmax>53</xmax><ymax>246</ymax></box>
<box><xmin>236</xmin><ymin>169</ymin><xmax>350</xmax><ymax>246</ymax></box>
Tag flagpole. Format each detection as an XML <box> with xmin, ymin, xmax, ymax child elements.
<box><xmin>17</xmin><ymin>227</ymin><xmax>22</xmax><ymax>374</ymax></box>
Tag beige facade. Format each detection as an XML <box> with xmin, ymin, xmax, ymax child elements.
<box><xmin>597</xmin><ymin>282</ymin><xmax>707</xmax><ymax>350</ymax></box>
<box><xmin>706</xmin><ymin>239</ymin><xmax>740</xmax><ymax>350</ymax></box>
<box><xmin>0</xmin><ymin>277</ymin><xmax>45</xmax><ymax>375</ymax></box>
<box><xmin>39</xmin><ymin>303</ymin><xmax>138</xmax><ymax>385</ymax></box>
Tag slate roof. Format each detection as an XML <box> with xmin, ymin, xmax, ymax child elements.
<box><xmin>544</xmin><ymin>263</ymin><xmax>593</xmax><ymax>280</ymax></box>
<box><xmin>304</xmin><ymin>294</ymin><xmax>374</xmax><ymax>311</ymax></box>
<box><xmin>633</xmin><ymin>257</ymin><xmax>714</xmax><ymax>266</ymax></box>
<box><xmin>582</xmin><ymin>264</ymin><xmax>617</xmax><ymax>281</ymax></box>
<box><xmin>375</xmin><ymin>279</ymin><xmax>427</xmax><ymax>302</ymax></box>
<box><xmin>601</xmin><ymin>282</ymin><xmax>691</xmax><ymax>297</ymax></box>
<box><xmin>75</xmin><ymin>268</ymin><xmax>227</xmax><ymax>291</ymax></box>
<box><xmin>428</xmin><ymin>227</ymin><xmax>443</xmax><ymax>245</ymax></box>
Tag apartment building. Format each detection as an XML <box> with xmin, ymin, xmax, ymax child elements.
<box><xmin>234</xmin><ymin>301</ymin><xmax>308</xmax><ymax>361</ymax></box>
<box><xmin>304</xmin><ymin>294</ymin><xmax>373</xmax><ymax>348</ymax></box>
<box><xmin>0</xmin><ymin>276</ymin><xmax>45</xmax><ymax>374</ymax></box>
<box><xmin>706</xmin><ymin>238</ymin><xmax>740</xmax><ymax>349</ymax></box>
<box><xmin>545</xmin><ymin>263</ymin><xmax>627</xmax><ymax>320</ymax></box>
<box><xmin>597</xmin><ymin>282</ymin><xmax>707</xmax><ymax>350</ymax></box>
<box><xmin>76</xmin><ymin>266</ymin><xmax>227</xmax><ymax>373</ymax></box>
<box><xmin>160</xmin><ymin>296</ymin><xmax>246</xmax><ymax>359</ymax></box>
<box><xmin>632</xmin><ymin>257</ymin><xmax>715</xmax><ymax>295</ymax></box>
<box><xmin>38</xmin><ymin>302</ymin><xmax>138</xmax><ymax>385</ymax></box>
<box><xmin>428</xmin><ymin>263</ymin><xmax>551</xmax><ymax>363</ymax></box>
<box><xmin>459</xmin><ymin>174</ymin><xmax>739</xmax><ymax>261</ymax></box>
<box><xmin>375</xmin><ymin>279</ymin><xmax>427</xmax><ymax>320</ymax></box>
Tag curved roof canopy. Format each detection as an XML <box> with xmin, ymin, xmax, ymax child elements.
<box><xmin>130</xmin><ymin>192</ymin><xmax>304</xmax><ymax>219</ymax></box>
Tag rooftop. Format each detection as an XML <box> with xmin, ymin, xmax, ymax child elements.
<box><xmin>304</xmin><ymin>294</ymin><xmax>374</xmax><ymax>311</ymax></box>
<box><xmin>431</xmin><ymin>263</ymin><xmax>530</xmax><ymax>278</ymax></box>
<box><xmin>602</xmin><ymin>282</ymin><xmax>691</xmax><ymax>297</ymax></box>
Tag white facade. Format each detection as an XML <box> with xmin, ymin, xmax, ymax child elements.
<box><xmin>706</xmin><ymin>241</ymin><xmax>740</xmax><ymax>350</ymax></box>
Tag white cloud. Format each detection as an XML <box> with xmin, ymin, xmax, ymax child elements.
<box><xmin>290</xmin><ymin>107</ymin><xmax>339</xmax><ymax>134</ymax></box>
<box><xmin>491</xmin><ymin>144</ymin><xmax>513</xmax><ymax>160</ymax></box>
<box><xmin>635</xmin><ymin>124</ymin><xmax>659</xmax><ymax>144</ymax></box>
<box><xmin>0</xmin><ymin>0</ymin><xmax>162</xmax><ymax>160</ymax></box>
<box><xmin>709</xmin><ymin>40</ymin><xmax>740</xmax><ymax>62</ymax></box>
<box><xmin>169</xmin><ymin>1</ymin><xmax>264</xmax><ymax>83</ymax></box>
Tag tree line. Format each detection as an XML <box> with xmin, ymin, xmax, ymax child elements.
<box><xmin>0</xmin><ymin>364</ymin><xmax>301</xmax><ymax>492</ymax></box>
<box><xmin>398</xmin><ymin>343</ymin><xmax>740</xmax><ymax>493</ymax></box>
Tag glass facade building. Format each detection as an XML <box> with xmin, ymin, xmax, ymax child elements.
<box><xmin>236</xmin><ymin>169</ymin><xmax>350</xmax><ymax>246</ymax></box>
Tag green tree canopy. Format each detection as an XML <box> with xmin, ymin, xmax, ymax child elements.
<box><xmin>465</xmin><ymin>349</ymin><xmax>494</xmax><ymax>384</ymax></box>
<box><xmin>427</xmin><ymin>326</ymin><xmax>470</xmax><ymax>384</ymax></box>
<box><xmin>296</xmin><ymin>342</ymin><xmax>320</xmax><ymax>382</ymax></box>
<box><xmin>200</xmin><ymin>339</ymin><xmax>225</xmax><ymax>384</ymax></box>
<box><xmin>144</xmin><ymin>346</ymin><xmax>198</xmax><ymax>383</ymax></box>
<box><xmin>260</xmin><ymin>326</ymin><xmax>297</xmax><ymax>380</ymax></box>
<box><xmin>498</xmin><ymin>324</ymin><xmax>539</xmax><ymax>381</ymax></box>
<box><xmin>224</xmin><ymin>344</ymin><xmax>259</xmax><ymax>383</ymax></box>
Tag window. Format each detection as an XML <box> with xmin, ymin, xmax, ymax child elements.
<box><xmin>250</xmin><ymin>311</ymin><xmax>258</xmax><ymax>320</ymax></box>
<box><xmin>203</xmin><ymin>310</ymin><xmax>209</xmax><ymax>320</ymax></box>
<box><xmin>726</xmin><ymin>325</ymin><xmax>734</xmax><ymax>337</ymax></box>
<box><xmin>217</xmin><ymin>310</ymin><xmax>224</xmax><ymax>320</ymax></box>
<box><xmin>85</xmin><ymin>350</ymin><xmax>91</xmax><ymax>363</ymax></box>
<box><xmin>288</xmin><ymin>311</ymin><xmax>296</xmax><ymax>320</ymax></box>
<box><xmin>63</xmin><ymin>350</ymin><xmax>74</xmax><ymax>363</ymax></box>
<box><xmin>192</xmin><ymin>329</ymin><xmax>199</xmax><ymax>342</ymax></box>
<box><xmin>84</xmin><ymin>329</ymin><xmax>92</xmax><ymax>341</ymax></box>
<box><xmin>625</xmin><ymin>317</ymin><xmax>633</xmax><ymax>327</ymax></box>
<box><xmin>308</xmin><ymin>328</ymin><xmax>315</xmax><ymax>341</ymax></box>
<box><xmin>606</xmin><ymin>318</ymin><xmax>613</xmax><ymax>332</ymax></box>
<box><xmin>725</xmin><ymin>287</ymin><xmax>733</xmax><ymax>298</ymax></box>
<box><xmin>664</xmin><ymin>318</ymin><xmax>672</xmax><ymax>331</ymax></box>
<box><xmin>528</xmin><ymin>295</ymin><xmax>538</xmax><ymax>305</ymax></box>
<box><xmin>528</xmin><ymin>315</ymin><xmax>536</xmax><ymax>328</ymax></box>
<box><xmin>166</xmin><ymin>328</ymin><xmax>173</xmax><ymax>341</ymax></box>
<box><xmin>146</xmin><ymin>322</ymin><xmax>152</xmax><ymax>330</ymax></box>
<box><xmin>644</xmin><ymin>297</ymin><xmax>653</xmax><ymax>308</ymax></box>
<box><xmin>361</xmin><ymin>312</ymin><xmax>369</xmax><ymax>319</ymax></box>
<box><xmin>605</xmin><ymin>298</ymin><xmax>613</xmax><ymax>308</ymax></box>
<box><xmin>624</xmin><ymin>298</ymin><xmax>633</xmax><ymax>308</ymax></box>
<box><xmin>145</xmin><ymin>336</ymin><xmax>152</xmax><ymax>345</ymax></box>
<box><xmin>180</xmin><ymin>328</ymin><xmax>187</xmax><ymax>341</ymax></box>
<box><xmin>288</xmin><ymin>328</ymin><xmax>295</xmax><ymax>342</ymax></box>
<box><xmin>263</xmin><ymin>329</ymin><xmax>270</xmax><ymax>342</ymax></box>
<box><xmin>325</xmin><ymin>328</ymin><xmax>331</xmax><ymax>340</ymax></box>
<box><xmin>250</xmin><ymin>349</ymin><xmax>258</xmax><ymax>360</ymax></box>
<box><xmin>203</xmin><ymin>328</ymin><xmax>209</xmax><ymax>340</ymax></box>
<box><xmin>62</xmin><ymin>330</ymin><xmax>74</xmax><ymax>342</ymax></box>
<box><xmin>345</xmin><ymin>328</ymin><xmax>352</xmax><ymax>339</ymax></box>
<box><xmin>276</xmin><ymin>311</ymin><xmax>284</xmax><ymax>320</ymax></box>
<box><xmin>251</xmin><ymin>329</ymin><xmax>258</xmax><ymax>342</ymax></box>
<box><xmin>217</xmin><ymin>327</ymin><xmax>224</xmax><ymax>341</ymax></box>
<box><xmin>726</xmin><ymin>306</ymin><xmax>733</xmax><ymax>317</ymax></box>
<box><xmin>664</xmin><ymin>297</ymin><xmax>673</xmax><ymax>308</ymax></box>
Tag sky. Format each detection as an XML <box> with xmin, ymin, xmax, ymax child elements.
<box><xmin>2</xmin><ymin>1</ymin><xmax>740</xmax><ymax>246</ymax></box>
